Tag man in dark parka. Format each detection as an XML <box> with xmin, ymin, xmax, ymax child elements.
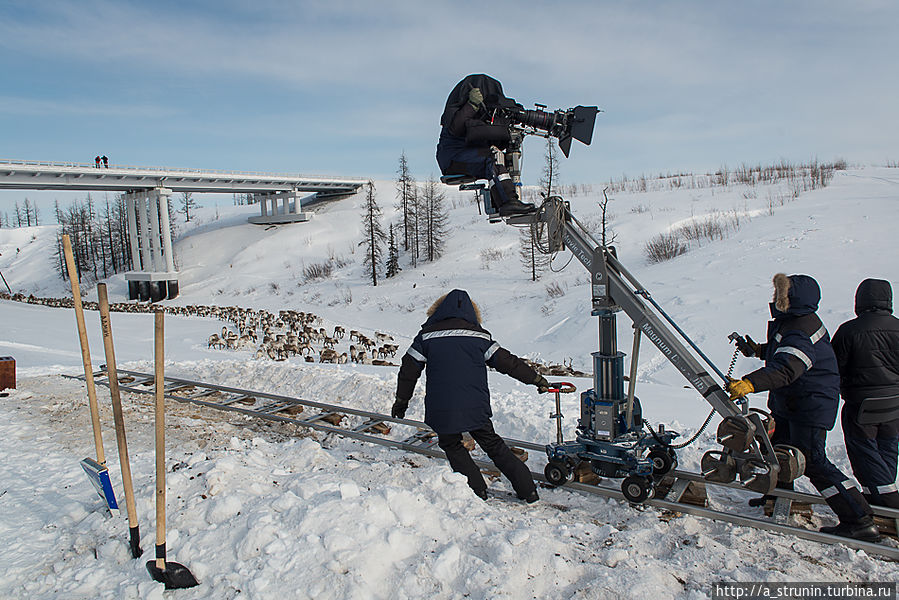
<box><xmin>436</xmin><ymin>74</ymin><xmax>535</xmax><ymax>217</ymax></box>
<box><xmin>728</xmin><ymin>273</ymin><xmax>879</xmax><ymax>541</ymax></box>
<box><xmin>831</xmin><ymin>278</ymin><xmax>899</xmax><ymax>509</ymax></box>
<box><xmin>393</xmin><ymin>289</ymin><xmax>549</xmax><ymax>502</ymax></box>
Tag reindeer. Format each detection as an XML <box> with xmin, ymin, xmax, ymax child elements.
<box><xmin>238</xmin><ymin>330</ymin><xmax>257</xmax><ymax>346</ymax></box>
<box><xmin>333</xmin><ymin>326</ymin><xmax>346</xmax><ymax>340</ymax></box>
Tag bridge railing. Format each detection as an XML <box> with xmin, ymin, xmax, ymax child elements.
<box><xmin>0</xmin><ymin>158</ymin><xmax>367</xmax><ymax>183</ymax></box>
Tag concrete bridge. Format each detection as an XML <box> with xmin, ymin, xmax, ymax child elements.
<box><xmin>0</xmin><ymin>159</ymin><xmax>364</xmax><ymax>195</ymax></box>
<box><xmin>0</xmin><ymin>159</ymin><xmax>367</xmax><ymax>301</ymax></box>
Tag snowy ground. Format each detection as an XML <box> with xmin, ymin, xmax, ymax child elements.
<box><xmin>1</xmin><ymin>166</ymin><xmax>898</xmax><ymax>598</ymax></box>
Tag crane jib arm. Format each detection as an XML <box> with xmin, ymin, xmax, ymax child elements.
<box><xmin>555</xmin><ymin>210</ymin><xmax>743</xmax><ymax>420</ymax></box>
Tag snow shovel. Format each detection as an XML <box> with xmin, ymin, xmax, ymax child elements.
<box><xmin>62</xmin><ymin>234</ymin><xmax>118</xmax><ymax>515</ymax></box>
<box><xmin>97</xmin><ymin>283</ymin><xmax>142</xmax><ymax>559</ymax></box>
<box><xmin>146</xmin><ymin>311</ymin><xmax>199</xmax><ymax>589</ymax></box>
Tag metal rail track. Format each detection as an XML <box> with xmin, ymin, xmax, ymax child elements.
<box><xmin>68</xmin><ymin>368</ymin><xmax>899</xmax><ymax>561</ymax></box>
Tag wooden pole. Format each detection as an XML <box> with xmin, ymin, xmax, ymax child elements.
<box><xmin>154</xmin><ymin>310</ymin><xmax>166</xmax><ymax>571</ymax></box>
<box><xmin>97</xmin><ymin>283</ymin><xmax>142</xmax><ymax>558</ymax></box>
<box><xmin>62</xmin><ymin>234</ymin><xmax>106</xmax><ymax>466</ymax></box>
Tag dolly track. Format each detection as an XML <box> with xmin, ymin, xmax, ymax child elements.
<box><xmin>69</xmin><ymin>368</ymin><xmax>899</xmax><ymax>561</ymax></box>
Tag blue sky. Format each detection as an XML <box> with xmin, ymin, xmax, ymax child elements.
<box><xmin>1</xmin><ymin>0</ymin><xmax>897</xmax><ymax>217</ymax></box>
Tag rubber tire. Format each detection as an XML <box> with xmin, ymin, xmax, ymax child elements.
<box><xmin>544</xmin><ymin>460</ymin><xmax>570</xmax><ymax>487</ymax></box>
<box><xmin>621</xmin><ymin>475</ymin><xmax>653</xmax><ymax>503</ymax></box>
<box><xmin>648</xmin><ymin>448</ymin><xmax>676</xmax><ymax>476</ymax></box>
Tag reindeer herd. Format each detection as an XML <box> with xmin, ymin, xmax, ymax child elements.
<box><xmin>1</xmin><ymin>291</ymin><xmax>586</xmax><ymax>377</ymax></box>
<box><xmin>205</xmin><ymin>307</ymin><xmax>399</xmax><ymax>365</ymax></box>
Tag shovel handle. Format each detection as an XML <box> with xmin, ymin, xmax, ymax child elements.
<box><xmin>62</xmin><ymin>234</ymin><xmax>107</xmax><ymax>466</ymax></box>
<box><xmin>154</xmin><ymin>311</ymin><xmax>166</xmax><ymax>569</ymax></box>
<box><xmin>97</xmin><ymin>285</ymin><xmax>140</xmax><ymax>551</ymax></box>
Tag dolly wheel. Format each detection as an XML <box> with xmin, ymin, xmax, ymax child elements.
<box><xmin>544</xmin><ymin>460</ymin><xmax>570</xmax><ymax>487</ymax></box>
<box><xmin>621</xmin><ymin>475</ymin><xmax>653</xmax><ymax>503</ymax></box>
<box><xmin>648</xmin><ymin>448</ymin><xmax>676</xmax><ymax>476</ymax></box>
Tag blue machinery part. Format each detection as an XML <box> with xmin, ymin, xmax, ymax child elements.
<box><xmin>543</xmin><ymin>325</ymin><xmax>680</xmax><ymax>503</ymax></box>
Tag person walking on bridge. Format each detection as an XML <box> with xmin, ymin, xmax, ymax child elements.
<box><xmin>393</xmin><ymin>289</ymin><xmax>550</xmax><ymax>502</ymax></box>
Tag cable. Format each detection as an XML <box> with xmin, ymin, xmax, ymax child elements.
<box><xmin>726</xmin><ymin>346</ymin><xmax>740</xmax><ymax>380</ymax></box>
<box><xmin>643</xmin><ymin>408</ymin><xmax>716</xmax><ymax>450</ymax></box>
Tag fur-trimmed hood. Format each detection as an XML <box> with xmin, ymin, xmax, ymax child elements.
<box><xmin>770</xmin><ymin>273</ymin><xmax>820</xmax><ymax>318</ymax></box>
<box><xmin>425</xmin><ymin>289</ymin><xmax>481</xmax><ymax>326</ymax></box>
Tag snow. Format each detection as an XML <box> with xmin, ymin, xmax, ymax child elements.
<box><xmin>1</xmin><ymin>166</ymin><xmax>898</xmax><ymax>598</ymax></box>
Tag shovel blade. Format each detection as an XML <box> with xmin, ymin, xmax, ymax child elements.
<box><xmin>147</xmin><ymin>561</ymin><xmax>199</xmax><ymax>590</ymax></box>
<box><xmin>80</xmin><ymin>458</ymin><xmax>119</xmax><ymax>515</ymax></box>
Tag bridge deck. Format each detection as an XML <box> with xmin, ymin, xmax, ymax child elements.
<box><xmin>0</xmin><ymin>159</ymin><xmax>366</xmax><ymax>194</ymax></box>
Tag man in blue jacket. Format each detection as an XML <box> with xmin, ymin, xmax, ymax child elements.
<box><xmin>728</xmin><ymin>273</ymin><xmax>878</xmax><ymax>541</ymax></box>
<box><xmin>832</xmin><ymin>279</ymin><xmax>899</xmax><ymax>510</ymax></box>
<box><xmin>393</xmin><ymin>289</ymin><xmax>550</xmax><ymax>502</ymax></box>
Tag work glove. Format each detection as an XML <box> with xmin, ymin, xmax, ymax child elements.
<box><xmin>534</xmin><ymin>375</ymin><xmax>551</xmax><ymax>394</ymax></box>
<box><xmin>391</xmin><ymin>397</ymin><xmax>409</xmax><ymax>419</ymax></box>
<box><xmin>468</xmin><ymin>87</ymin><xmax>484</xmax><ymax>109</ymax></box>
<box><xmin>726</xmin><ymin>378</ymin><xmax>755</xmax><ymax>400</ymax></box>
<box><xmin>735</xmin><ymin>334</ymin><xmax>760</xmax><ymax>358</ymax></box>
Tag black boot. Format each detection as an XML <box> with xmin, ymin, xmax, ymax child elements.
<box><xmin>498</xmin><ymin>199</ymin><xmax>536</xmax><ymax>216</ymax></box>
<box><xmin>748</xmin><ymin>494</ymin><xmax>773</xmax><ymax>507</ymax></box>
<box><xmin>519</xmin><ymin>490</ymin><xmax>539</xmax><ymax>504</ymax></box>
<box><xmin>820</xmin><ymin>516</ymin><xmax>881</xmax><ymax>542</ymax></box>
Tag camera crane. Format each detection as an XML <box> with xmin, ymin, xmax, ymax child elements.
<box><xmin>442</xmin><ymin>105</ymin><xmax>804</xmax><ymax>501</ymax></box>
<box><xmin>505</xmin><ymin>198</ymin><xmax>803</xmax><ymax>501</ymax></box>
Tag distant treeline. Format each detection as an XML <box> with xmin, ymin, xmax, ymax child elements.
<box><xmin>1</xmin><ymin>198</ymin><xmax>41</xmax><ymax>228</ymax></box>
<box><xmin>604</xmin><ymin>159</ymin><xmax>848</xmax><ymax>194</ymax></box>
<box><xmin>50</xmin><ymin>194</ymin><xmax>150</xmax><ymax>285</ymax></box>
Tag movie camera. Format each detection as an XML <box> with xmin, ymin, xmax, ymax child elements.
<box><xmin>504</xmin><ymin>103</ymin><xmax>600</xmax><ymax>158</ymax></box>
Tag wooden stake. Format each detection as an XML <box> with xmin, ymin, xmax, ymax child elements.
<box><xmin>62</xmin><ymin>235</ymin><xmax>106</xmax><ymax>466</ymax></box>
<box><xmin>97</xmin><ymin>283</ymin><xmax>142</xmax><ymax>558</ymax></box>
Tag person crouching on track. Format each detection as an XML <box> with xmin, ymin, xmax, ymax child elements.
<box><xmin>727</xmin><ymin>273</ymin><xmax>879</xmax><ymax>542</ymax></box>
<box><xmin>392</xmin><ymin>289</ymin><xmax>550</xmax><ymax>502</ymax></box>
<box><xmin>831</xmin><ymin>279</ymin><xmax>899</xmax><ymax>510</ymax></box>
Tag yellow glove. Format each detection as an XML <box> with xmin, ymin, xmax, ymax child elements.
<box><xmin>726</xmin><ymin>378</ymin><xmax>754</xmax><ymax>400</ymax></box>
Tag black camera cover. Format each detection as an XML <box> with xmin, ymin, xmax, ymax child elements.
<box><xmin>440</xmin><ymin>74</ymin><xmax>517</xmax><ymax>128</ymax></box>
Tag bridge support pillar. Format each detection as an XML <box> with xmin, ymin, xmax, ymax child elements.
<box><xmin>247</xmin><ymin>190</ymin><xmax>312</xmax><ymax>225</ymax></box>
<box><xmin>124</xmin><ymin>187</ymin><xmax>179</xmax><ymax>301</ymax></box>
